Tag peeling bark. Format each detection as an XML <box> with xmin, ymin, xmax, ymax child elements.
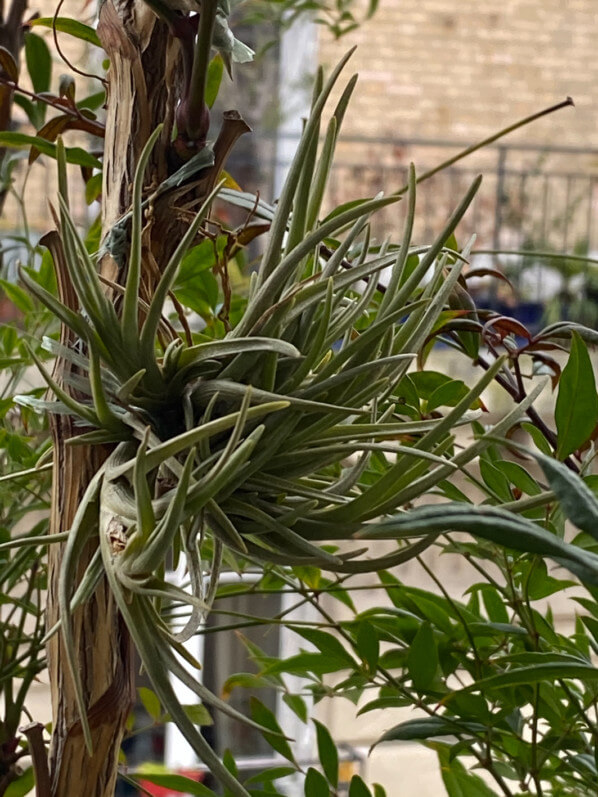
<box><xmin>47</xmin><ymin>2</ymin><xmax>184</xmax><ymax>794</ymax></box>
<box><xmin>47</xmin><ymin>1</ymin><xmax>249</xmax><ymax>790</ymax></box>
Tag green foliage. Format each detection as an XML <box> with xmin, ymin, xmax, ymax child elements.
<box><xmin>555</xmin><ymin>331</ymin><xmax>598</xmax><ymax>459</ymax></box>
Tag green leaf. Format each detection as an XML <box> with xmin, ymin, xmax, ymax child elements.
<box><xmin>77</xmin><ymin>90</ymin><xmax>106</xmax><ymax>111</ymax></box>
<box><xmin>526</xmin><ymin>558</ymin><xmax>576</xmax><ymax>600</ymax></box>
<box><xmin>4</xmin><ymin>769</ymin><xmax>34</xmax><ymax>797</ymax></box>
<box><xmin>12</xmin><ymin>95</ymin><xmax>37</xmax><ymax>126</ymax></box>
<box><xmin>314</xmin><ymin>719</ymin><xmax>338</xmax><ymax>787</ymax></box>
<box><xmin>355</xmin><ymin>620</ymin><xmax>379</xmax><ymax>672</ymax></box>
<box><xmin>372</xmin><ymin>717</ymin><xmax>487</xmax><ymax>747</ymax></box>
<box><xmin>432</xmin><ymin>743</ymin><xmax>499</xmax><ymax>797</ymax></box>
<box><xmin>555</xmin><ymin>331</ymin><xmax>598</xmax><ymax>459</ymax></box>
<box><xmin>467</xmin><ymin>621</ymin><xmax>527</xmax><ymax>638</ymax></box>
<box><xmin>250</xmin><ymin>697</ymin><xmax>296</xmax><ymax>765</ymax></box>
<box><xmin>493</xmin><ymin>460</ymin><xmax>541</xmax><ymax>496</ymax></box>
<box><xmin>173</xmin><ymin>269</ymin><xmax>219</xmax><ymax>317</ymax></box>
<box><xmin>0</xmin><ymin>133</ymin><xmax>101</xmax><ymax>168</ymax></box>
<box><xmin>0</xmin><ymin>46</ymin><xmax>18</xmax><ymax>82</ymax></box>
<box><xmin>206</xmin><ymin>53</ymin><xmax>224</xmax><ymax>107</ymax></box>
<box><xmin>162</xmin><ymin>704</ymin><xmax>213</xmax><ymax>726</ymax></box>
<box><xmin>282</xmin><ymin>692</ymin><xmax>308</xmax><ymax>723</ymax></box>
<box><xmin>427</xmin><ymin>379</ymin><xmax>481</xmax><ymax>413</ymax></box>
<box><xmin>304</xmin><ymin>767</ymin><xmax>329</xmax><ymax>797</ymax></box>
<box><xmin>407</xmin><ymin>621</ymin><xmax>438</xmax><ymax>691</ymax></box>
<box><xmin>85</xmin><ymin>173</ymin><xmax>102</xmax><ymax>205</ymax></box>
<box><xmin>30</xmin><ymin>17</ymin><xmax>103</xmax><ymax>48</ymax></box>
<box><xmin>479</xmin><ymin>458</ymin><xmax>512</xmax><ymax>502</ymax></box>
<box><xmin>291</xmin><ymin>627</ymin><xmax>356</xmax><ymax>667</ymax></box>
<box><xmin>25</xmin><ymin>32</ymin><xmax>51</xmax><ymax>94</ymax></box>
<box><xmin>138</xmin><ymin>686</ymin><xmax>161</xmax><ymax>721</ymax></box>
<box><xmin>264</xmin><ymin>651</ymin><xmax>352</xmax><ymax>677</ymax></box>
<box><xmin>244</xmin><ymin>767</ymin><xmax>297</xmax><ymax>786</ymax></box>
<box><xmin>0</xmin><ymin>280</ymin><xmax>34</xmax><ymax>313</ymax></box>
<box><xmin>182</xmin><ymin>703</ymin><xmax>213</xmax><ymax>726</ymax></box>
<box><xmin>478</xmin><ymin>585</ymin><xmax>509</xmax><ymax>624</ymax></box>
<box><xmin>526</xmin><ymin>448</ymin><xmax>598</xmax><ymax>540</ymax></box>
<box><xmin>521</xmin><ymin>421</ymin><xmax>553</xmax><ymax>456</ymax></box>
<box><xmin>134</xmin><ymin>765</ymin><xmax>216</xmax><ymax>796</ymax></box>
<box><xmin>348</xmin><ymin>775</ymin><xmax>372</xmax><ymax>797</ymax></box>
<box><xmin>460</xmin><ymin>661</ymin><xmax>598</xmax><ymax>694</ymax></box>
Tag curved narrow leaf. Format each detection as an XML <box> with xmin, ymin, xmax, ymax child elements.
<box><xmin>0</xmin><ymin>132</ymin><xmax>102</xmax><ymax>168</ymax></box>
<box><xmin>371</xmin><ymin>717</ymin><xmax>488</xmax><ymax>749</ymax></box>
<box><xmin>30</xmin><ymin>17</ymin><xmax>103</xmax><ymax>48</ymax></box>
<box><xmin>555</xmin><ymin>331</ymin><xmax>598</xmax><ymax>459</ymax></box>
<box><xmin>358</xmin><ymin>503</ymin><xmax>598</xmax><ymax>585</ymax></box>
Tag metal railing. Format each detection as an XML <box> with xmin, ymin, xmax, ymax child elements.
<box><xmin>268</xmin><ymin>133</ymin><xmax>598</xmax><ymax>253</ymax></box>
<box><xmin>258</xmin><ymin>132</ymin><xmax>598</xmax><ymax>325</ymax></box>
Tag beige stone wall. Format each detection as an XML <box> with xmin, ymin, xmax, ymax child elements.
<box><xmin>317</xmin><ymin>0</ymin><xmax>598</xmax><ymax>149</ymax></box>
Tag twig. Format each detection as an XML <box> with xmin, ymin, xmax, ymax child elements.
<box><xmin>19</xmin><ymin>723</ymin><xmax>50</xmax><ymax>797</ymax></box>
<box><xmin>0</xmin><ymin>74</ymin><xmax>105</xmax><ymax>135</ymax></box>
<box><xmin>51</xmin><ymin>0</ymin><xmax>107</xmax><ymax>85</ymax></box>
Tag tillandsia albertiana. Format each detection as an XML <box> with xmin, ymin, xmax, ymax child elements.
<box><xmin>15</xmin><ymin>53</ymin><xmax>598</xmax><ymax>795</ymax></box>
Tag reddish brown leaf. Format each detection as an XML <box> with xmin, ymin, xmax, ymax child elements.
<box><xmin>483</xmin><ymin>315</ymin><xmax>532</xmax><ymax>341</ymax></box>
<box><xmin>235</xmin><ymin>222</ymin><xmax>270</xmax><ymax>247</ymax></box>
<box><xmin>29</xmin><ymin>114</ymin><xmax>71</xmax><ymax>163</ymax></box>
<box><xmin>465</xmin><ymin>268</ymin><xmax>515</xmax><ymax>291</ymax></box>
<box><xmin>524</xmin><ymin>340</ymin><xmax>568</xmax><ymax>353</ymax></box>
<box><xmin>0</xmin><ymin>46</ymin><xmax>18</xmax><ymax>83</ymax></box>
<box><xmin>532</xmin><ymin>352</ymin><xmax>562</xmax><ymax>390</ymax></box>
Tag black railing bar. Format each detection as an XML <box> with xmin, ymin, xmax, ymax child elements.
<box><xmin>271</xmin><ymin>130</ymin><xmax>598</xmax><ymax>156</ymax></box>
<box><xmin>586</xmin><ymin>178</ymin><xmax>596</xmax><ymax>252</ymax></box>
<box><xmin>269</xmin><ymin>158</ymin><xmax>598</xmax><ymax>181</ymax></box>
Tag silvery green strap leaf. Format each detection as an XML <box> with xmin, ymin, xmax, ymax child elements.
<box><xmin>378</xmin><ymin>163</ymin><xmax>416</xmax><ymax>317</ymax></box>
<box><xmin>384</xmin><ymin>378</ymin><xmax>547</xmax><ymax>513</ymax></box>
<box><xmin>109</xmin><ymin>401</ymin><xmax>288</xmax><ymax>479</ymax></box>
<box><xmin>236</xmin><ymin>194</ymin><xmax>398</xmax><ymax>337</ymax></box>
<box><xmin>218</xmin><ymin>187</ymin><xmax>276</xmax><ymax>220</ymax></box>
<box><xmin>298</xmin><ymin>354</ymin><xmax>415</xmax><ymax>401</ymax></box>
<box><xmin>125</xmin><ymin>449</ymin><xmax>195</xmax><ymax>575</ymax></box>
<box><xmin>253</xmin><ymin>48</ymin><xmax>357</xmax><ymax>292</ymax></box>
<box><xmin>0</xmin><ymin>526</ymin><xmax>65</xmax><ymax>549</ymax></box>
<box><xmin>133</xmin><ymin>428</ymin><xmax>156</xmax><ymax>543</ymax></box>
<box><xmin>224</xmin><ymin>498</ymin><xmax>344</xmax><ymax>566</ymax></box>
<box><xmin>158</xmin><ymin>147</ymin><xmax>215</xmax><ymax>192</ymax></box>
<box><xmin>185</xmin><ymin>426</ymin><xmax>264</xmax><ymax>516</ymax></box>
<box><xmin>501</xmin><ymin>442</ymin><xmax>598</xmax><ymax>540</ymax></box>
<box><xmin>58</xmin><ymin>467</ymin><xmax>104</xmax><ymax>754</ymax></box>
<box><xmin>19</xmin><ymin>264</ymin><xmax>90</xmax><ymax>341</ymax></box>
<box><xmin>122</xmin><ymin>124</ymin><xmax>164</xmax><ymax>344</ymax></box>
<box><xmin>192</xmin><ymin>379</ymin><xmax>366</xmax><ymax>416</ymax></box>
<box><xmin>27</xmin><ymin>345</ymin><xmax>101</xmax><ymax>428</ymax></box>
<box><xmin>140</xmin><ymin>179</ymin><xmax>224</xmax><ymax>364</ymax></box>
<box><xmin>358</xmin><ymin>503</ymin><xmax>598</xmax><ymax>585</ymax></box>
<box><xmin>176</xmin><ymin>336</ymin><xmax>301</xmax><ymax>370</ymax></box>
<box><xmin>388</xmin><ymin>177</ymin><xmax>480</xmax><ymax>320</ymax></box>
<box><xmin>173</xmin><ymin>542</ymin><xmax>204</xmax><ymax>642</ymax></box>
<box><xmin>206</xmin><ymin>498</ymin><xmax>248</xmax><ymax>553</ymax></box>
<box><xmin>98</xmin><ymin>534</ymin><xmax>250</xmax><ymax>797</ymax></box>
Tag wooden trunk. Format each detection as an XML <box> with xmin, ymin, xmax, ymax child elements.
<box><xmin>47</xmin><ymin>4</ymin><xmax>183</xmax><ymax>794</ymax></box>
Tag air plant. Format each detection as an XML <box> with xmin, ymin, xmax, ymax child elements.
<box><xmin>15</xmin><ymin>54</ymin><xmax>598</xmax><ymax>796</ymax></box>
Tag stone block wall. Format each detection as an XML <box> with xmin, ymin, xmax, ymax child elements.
<box><xmin>317</xmin><ymin>0</ymin><xmax>598</xmax><ymax>149</ymax></box>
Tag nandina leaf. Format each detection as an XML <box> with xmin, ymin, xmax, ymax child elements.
<box><xmin>555</xmin><ymin>331</ymin><xmax>598</xmax><ymax>459</ymax></box>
